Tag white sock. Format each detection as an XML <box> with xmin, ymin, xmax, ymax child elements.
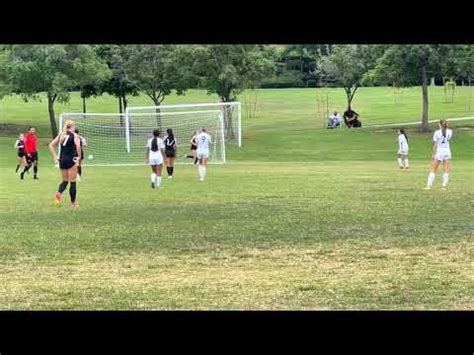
<box><xmin>427</xmin><ymin>172</ymin><xmax>435</xmax><ymax>187</ymax></box>
<box><xmin>397</xmin><ymin>158</ymin><xmax>403</xmax><ymax>167</ymax></box>
<box><xmin>404</xmin><ymin>159</ymin><xmax>409</xmax><ymax>168</ymax></box>
<box><xmin>151</xmin><ymin>173</ymin><xmax>156</xmax><ymax>183</ymax></box>
<box><xmin>202</xmin><ymin>166</ymin><xmax>206</xmax><ymax>178</ymax></box>
<box><xmin>442</xmin><ymin>173</ymin><xmax>449</xmax><ymax>187</ymax></box>
<box><xmin>156</xmin><ymin>175</ymin><xmax>162</xmax><ymax>187</ymax></box>
<box><xmin>198</xmin><ymin>165</ymin><xmax>203</xmax><ymax>178</ymax></box>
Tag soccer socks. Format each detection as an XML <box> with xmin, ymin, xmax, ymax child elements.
<box><xmin>33</xmin><ymin>165</ymin><xmax>38</xmax><ymax>178</ymax></box>
<box><xmin>58</xmin><ymin>181</ymin><xmax>68</xmax><ymax>194</ymax></box>
<box><xmin>397</xmin><ymin>158</ymin><xmax>403</xmax><ymax>167</ymax></box>
<box><xmin>404</xmin><ymin>159</ymin><xmax>409</xmax><ymax>168</ymax></box>
<box><xmin>166</xmin><ymin>166</ymin><xmax>173</xmax><ymax>176</ymax></box>
<box><xmin>15</xmin><ymin>164</ymin><xmax>20</xmax><ymax>172</ymax></box>
<box><xmin>155</xmin><ymin>176</ymin><xmax>162</xmax><ymax>187</ymax></box>
<box><xmin>427</xmin><ymin>172</ymin><xmax>435</xmax><ymax>187</ymax></box>
<box><xmin>69</xmin><ymin>182</ymin><xmax>77</xmax><ymax>203</ymax></box>
<box><xmin>170</xmin><ymin>166</ymin><xmax>174</xmax><ymax>176</ymax></box>
<box><xmin>442</xmin><ymin>173</ymin><xmax>449</xmax><ymax>187</ymax></box>
<box><xmin>198</xmin><ymin>165</ymin><xmax>207</xmax><ymax>179</ymax></box>
<box><xmin>194</xmin><ymin>158</ymin><xmax>198</xmax><ymax>165</ymax></box>
<box><xmin>151</xmin><ymin>173</ymin><xmax>156</xmax><ymax>183</ymax></box>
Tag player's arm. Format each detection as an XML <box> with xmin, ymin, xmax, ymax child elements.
<box><xmin>160</xmin><ymin>141</ymin><xmax>165</xmax><ymax>157</ymax></box>
<box><xmin>48</xmin><ymin>134</ymin><xmax>61</xmax><ymax>162</ymax></box>
<box><xmin>82</xmin><ymin>138</ymin><xmax>87</xmax><ymax>150</ymax></box>
<box><xmin>73</xmin><ymin>134</ymin><xmax>82</xmax><ymax>163</ymax></box>
<box><xmin>190</xmin><ymin>136</ymin><xmax>195</xmax><ymax>145</ymax></box>
<box><xmin>145</xmin><ymin>147</ymin><xmax>149</xmax><ymax>164</ymax></box>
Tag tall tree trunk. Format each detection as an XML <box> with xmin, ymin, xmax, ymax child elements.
<box><xmin>119</xmin><ymin>96</ymin><xmax>123</xmax><ymax>114</ymax></box>
<box><xmin>47</xmin><ymin>93</ymin><xmax>58</xmax><ymax>138</ymax></box>
<box><xmin>122</xmin><ymin>94</ymin><xmax>128</xmax><ymax>111</ymax></box>
<box><xmin>82</xmin><ymin>95</ymin><xmax>87</xmax><ymax>113</ymax></box>
<box><xmin>153</xmin><ymin>98</ymin><xmax>162</xmax><ymax>130</ymax></box>
<box><xmin>421</xmin><ymin>65</ymin><xmax>429</xmax><ymax>132</ymax></box>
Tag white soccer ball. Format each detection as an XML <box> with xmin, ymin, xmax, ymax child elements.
<box><xmin>87</xmin><ymin>154</ymin><xmax>94</xmax><ymax>160</ymax></box>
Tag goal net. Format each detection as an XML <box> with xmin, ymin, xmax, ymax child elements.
<box><xmin>126</xmin><ymin>102</ymin><xmax>242</xmax><ymax>147</ymax></box>
<box><xmin>58</xmin><ymin>110</ymin><xmax>226</xmax><ymax>166</ymax></box>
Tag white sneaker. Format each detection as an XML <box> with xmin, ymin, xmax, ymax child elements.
<box><xmin>168</xmin><ymin>176</ymin><xmax>173</xmax><ymax>179</ymax></box>
<box><xmin>423</xmin><ymin>186</ymin><xmax>431</xmax><ymax>190</ymax></box>
<box><xmin>199</xmin><ymin>177</ymin><xmax>204</xmax><ymax>181</ymax></box>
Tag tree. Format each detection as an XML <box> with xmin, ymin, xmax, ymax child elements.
<box><xmin>0</xmin><ymin>45</ymin><xmax>112</xmax><ymax>137</ymax></box>
<box><xmin>195</xmin><ymin>45</ymin><xmax>274</xmax><ymax>139</ymax></box>
<box><xmin>371</xmin><ymin>45</ymin><xmax>446</xmax><ymax>132</ymax></box>
<box><xmin>318</xmin><ymin>45</ymin><xmax>382</xmax><ymax>111</ymax></box>
<box><xmin>121</xmin><ymin>45</ymin><xmax>193</xmax><ymax>129</ymax></box>
<box><xmin>95</xmin><ymin>45</ymin><xmax>138</xmax><ymax>115</ymax></box>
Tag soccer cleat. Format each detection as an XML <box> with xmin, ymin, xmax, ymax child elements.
<box><xmin>199</xmin><ymin>177</ymin><xmax>204</xmax><ymax>181</ymax></box>
<box><xmin>399</xmin><ymin>166</ymin><xmax>404</xmax><ymax>170</ymax></box>
<box><xmin>54</xmin><ymin>193</ymin><xmax>62</xmax><ymax>204</ymax></box>
<box><xmin>151</xmin><ymin>182</ymin><xmax>155</xmax><ymax>189</ymax></box>
<box><xmin>71</xmin><ymin>202</ymin><xmax>79</xmax><ymax>209</ymax></box>
<box><xmin>33</xmin><ymin>175</ymin><xmax>39</xmax><ymax>180</ymax></box>
<box><xmin>168</xmin><ymin>176</ymin><xmax>173</xmax><ymax>179</ymax></box>
<box><xmin>405</xmin><ymin>167</ymin><xmax>409</xmax><ymax>170</ymax></box>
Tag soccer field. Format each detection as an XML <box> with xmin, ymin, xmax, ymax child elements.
<box><xmin>0</xmin><ymin>87</ymin><xmax>473</xmax><ymax>309</ymax></box>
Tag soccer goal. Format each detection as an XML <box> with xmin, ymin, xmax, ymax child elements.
<box><xmin>58</xmin><ymin>110</ymin><xmax>226</xmax><ymax>166</ymax></box>
<box><xmin>125</xmin><ymin>102</ymin><xmax>242</xmax><ymax>148</ymax></box>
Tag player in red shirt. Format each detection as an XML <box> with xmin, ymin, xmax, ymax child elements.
<box><xmin>20</xmin><ymin>127</ymin><xmax>39</xmax><ymax>180</ymax></box>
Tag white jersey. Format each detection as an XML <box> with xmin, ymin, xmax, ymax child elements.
<box><xmin>398</xmin><ymin>134</ymin><xmax>409</xmax><ymax>154</ymax></box>
<box><xmin>433</xmin><ymin>128</ymin><xmax>453</xmax><ymax>161</ymax></box>
<box><xmin>196</xmin><ymin>132</ymin><xmax>212</xmax><ymax>151</ymax></box>
<box><xmin>147</xmin><ymin>137</ymin><xmax>164</xmax><ymax>163</ymax></box>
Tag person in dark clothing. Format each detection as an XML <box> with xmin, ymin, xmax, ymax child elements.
<box><xmin>343</xmin><ymin>108</ymin><xmax>362</xmax><ymax>128</ymax></box>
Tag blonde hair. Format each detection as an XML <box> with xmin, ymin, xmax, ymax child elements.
<box><xmin>61</xmin><ymin>119</ymin><xmax>75</xmax><ymax>140</ymax></box>
<box><xmin>440</xmin><ymin>119</ymin><xmax>448</xmax><ymax>137</ymax></box>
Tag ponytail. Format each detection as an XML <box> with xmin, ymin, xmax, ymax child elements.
<box><xmin>61</xmin><ymin>119</ymin><xmax>75</xmax><ymax>142</ymax></box>
<box><xmin>400</xmin><ymin>129</ymin><xmax>408</xmax><ymax>142</ymax></box>
<box><xmin>151</xmin><ymin>129</ymin><xmax>160</xmax><ymax>152</ymax></box>
<box><xmin>440</xmin><ymin>119</ymin><xmax>448</xmax><ymax>138</ymax></box>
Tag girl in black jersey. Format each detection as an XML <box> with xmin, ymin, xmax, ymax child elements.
<box><xmin>14</xmin><ymin>133</ymin><xmax>27</xmax><ymax>173</ymax></box>
<box><xmin>164</xmin><ymin>128</ymin><xmax>177</xmax><ymax>179</ymax></box>
<box><xmin>186</xmin><ymin>131</ymin><xmax>199</xmax><ymax>165</ymax></box>
<box><xmin>48</xmin><ymin>119</ymin><xmax>82</xmax><ymax>209</ymax></box>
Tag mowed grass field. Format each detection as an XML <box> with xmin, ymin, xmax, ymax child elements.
<box><xmin>0</xmin><ymin>87</ymin><xmax>473</xmax><ymax>309</ymax></box>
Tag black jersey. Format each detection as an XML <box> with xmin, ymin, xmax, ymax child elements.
<box><xmin>59</xmin><ymin>132</ymin><xmax>78</xmax><ymax>160</ymax></box>
<box><xmin>15</xmin><ymin>139</ymin><xmax>25</xmax><ymax>153</ymax></box>
<box><xmin>164</xmin><ymin>136</ymin><xmax>176</xmax><ymax>151</ymax></box>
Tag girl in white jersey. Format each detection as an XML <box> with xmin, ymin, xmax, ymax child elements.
<box><xmin>196</xmin><ymin>126</ymin><xmax>212</xmax><ymax>181</ymax></box>
<box><xmin>425</xmin><ymin>119</ymin><xmax>453</xmax><ymax>190</ymax></box>
<box><xmin>397</xmin><ymin>129</ymin><xmax>409</xmax><ymax>170</ymax></box>
<box><xmin>146</xmin><ymin>129</ymin><xmax>165</xmax><ymax>189</ymax></box>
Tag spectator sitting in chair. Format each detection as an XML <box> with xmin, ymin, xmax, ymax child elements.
<box><xmin>327</xmin><ymin>111</ymin><xmax>343</xmax><ymax>129</ymax></box>
<box><xmin>343</xmin><ymin>108</ymin><xmax>362</xmax><ymax>128</ymax></box>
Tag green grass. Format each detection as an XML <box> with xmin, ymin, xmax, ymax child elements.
<box><xmin>0</xmin><ymin>87</ymin><xmax>473</xmax><ymax>309</ymax></box>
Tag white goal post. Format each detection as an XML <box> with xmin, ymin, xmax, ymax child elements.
<box><xmin>58</xmin><ymin>110</ymin><xmax>226</xmax><ymax>166</ymax></box>
<box><xmin>125</xmin><ymin>101</ymin><xmax>242</xmax><ymax>151</ymax></box>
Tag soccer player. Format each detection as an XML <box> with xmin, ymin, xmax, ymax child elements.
<box><xmin>196</xmin><ymin>126</ymin><xmax>212</xmax><ymax>181</ymax></box>
<box><xmin>397</xmin><ymin>129</ymin><xmax>409</xmax><ymax>170</ymax></box>
<box><xmin>21</xmin><ymin>127</ymin><xmax>39</xmax><ymax>180</ymax></box>
<box><xmin>164</xmin><ymin>128</ymin><xmax>177</xmax><ymax>179</ymax></box>
<box><xmin>74</xmin><ymin>128</ymin><xmax>87</xmax><ymax>180</ymax></box>
<box><xmin>425</xmin><ymin>119</ymin><xmax>453</xmax><ymax>190</ymax></box>
<box><xmin>14</xmin><ymin>133</ymin><xmax>27</xmax><ymax>173</ymax></box>
<box><xmin>186</xmin><ymin>131</ymin><xmax>199</xmax><ymax>164</ymax></box>
<box><xmin>146</xmin><ymin>129</ymin><xmax>165</xmax><ymax>189</ymax></box>
<box><xmin>48</xmin><ymin>119</ymin><xmax>82</xmax><ymax>209</ymax></box>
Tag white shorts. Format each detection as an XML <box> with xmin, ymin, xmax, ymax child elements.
<box><xmin>434</xmin><ymin>150</ymin><xmax>451</xmax><ymax>161</ymax></box>
<box><xmin>398</xmin><ymin>150</ymin><xmax>409</xmax><ymax>155</ymax></box>
<box><xmin>197</xmin><ymin>149</ymin><xmax>209</xmax><ymax>159</ymax></box>
<box><xmin>149</xmin><ymin>153</ymin><xmax>163</xmax><ymax>166</ymax></box>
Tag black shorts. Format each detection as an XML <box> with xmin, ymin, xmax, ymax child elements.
<box><xmin>190</xmin><ymin>145</ymin><xmax>197</xmax><ymax>151</ymax></box>
<box><xmin>165</xmin><ymin>150</ymin><xmax>176</xmax><ymax>158</ymax></box>
<box><xmin>18</xmin><ymin>151</ymin><xmax>25</xmax><ymax>158</ymax></box>
<box><xmin>59</xmin><ymin>158</ymin><xmax>75</xmax><ymax>170</ymax></box>
<box><xmin>26</xmin><ymin>152</ymin><xmax>38</xmax><ymax>163</ymax></box>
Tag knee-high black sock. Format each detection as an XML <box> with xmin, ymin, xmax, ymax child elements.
<box><xmin>170</xmin><ymin>166</ymin><xmax>174</xmax><ymax>176</ymax></box>
<box><xmin>33</xmin><ymin>165</ymin><xmax>38</xmax><ymax>176</ymax></box>
<box><xmin>78</xmin><ymin>166</ymin><xmax>82</xmax><ymax>177</ymax></box>
<box><xmin>22</xmin><ymin>165</ymin><xmax>31</xmax><ymax>174</ymax></box>
<box><xmin>69</xmin><ymin>182</ymin><xmax>77</xmax><ymax>203</ymax></box>
<box><xmin>58</xmin><ymin>181</ymin><xmax>68</xmax><ymax>194</ymax></box>
<box><xmin>16</xmin><ymin>164</ymin><xmax>20</xmax><ymax>172</ymax></box>
<box><xmin>166</xmin><ymin>166</ymin><xmax>171</xmax><ymax>176</ymax></box>
<box><xmin>194</xmin><ymin>158</ymin><xmax>198</xmax><ymax>165</ymax></box>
